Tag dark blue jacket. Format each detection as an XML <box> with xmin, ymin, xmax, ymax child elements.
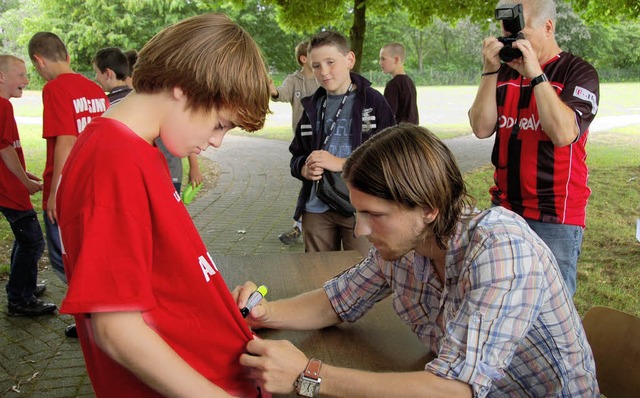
<box><xmin>289</xmin><ymin>72</ymin><xmax>396</xmax><ymax>220</ymax></box>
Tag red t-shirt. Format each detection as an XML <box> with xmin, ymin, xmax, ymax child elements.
<box><xmin>58</xmin><ymin>118</ymin><xmax>261</xmax><ymax>397</ymax></box>
<box><xmin>42</xmin><ymin>73</ymin><xmax>108</xmax><ymax>210</ymax></box>
<box><xmin>492</xmin><ymin>52</ymin><xmax>599</xmax><ymax>227</ymax></box>
<box><xmin>0</xmin><ymin>97</ymin><xmax>32</xmax><ymax>211</ymax></box>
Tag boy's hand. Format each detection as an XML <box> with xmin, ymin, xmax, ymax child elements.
<box><xmin>26</xmin><ymin>171</ymin><xmax>41</xmax><ymax>181</ymax></box>
<box><xmin>25</xmin><ymin>178</ymin><xmax>43</xmax><ymax>195</ymax></box>
<box><xmin>46</xmin><ymin>193</ymin><xmax>58</xmax><ymax>223</ymax></box>
<box><xmin>268</xmin><ymin>78</ymin><xmax>278</xmax><ymax>98</ymax></box>
<box><xmin>305</xmin><ymin>150</ymin><xmax>344</xmax><ymax>173</ymax></box>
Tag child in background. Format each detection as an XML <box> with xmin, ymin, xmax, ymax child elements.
<box><xmin>289</xmin><ymin>31</ymin><xmax>395</xmax><ymax>256</ymax></box>
<box><xmin>56</xmin><ymin>13</ymin><xmax>271</xmax><ymax>397</ymax></box>
<box><xmin>92</xmin><ymin>47</ymin><xmax>132</xmax><ymax>104</ymax></box>
<box><xmin>270</xmin><ymin>40</ymin><xmax>319</xmax><ymax>245</ymax></box>
<box><xmin>28</xmin><ymin>32</ymin><xmax>109</xmax><ymax>285</ymax></box>
<box><xmin>0</xmin><ymin>55</ymin><xmax>56</xmax><ymax>316</ymax></box>
<box><xmin>379</xmin><ymin>42</ymin><xmax>419</xmax><ymax>124</ymax></box>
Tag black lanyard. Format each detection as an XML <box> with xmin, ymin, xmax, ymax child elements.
<box><xmin>320</xmin><ymin>82</ymin><xmax>354</xmax><ymax>149</ymax></box>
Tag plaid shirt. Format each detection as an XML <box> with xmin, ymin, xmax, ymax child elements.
<box><xmin>324</xmin><ymin>207</ymin><xmax>599</xmax><ymax>397</ymax></box>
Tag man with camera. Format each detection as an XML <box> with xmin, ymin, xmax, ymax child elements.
<box><xmin>469</xmin><ymin>0</ymin><xmax>599</xmax><ymax>296</ymax></box>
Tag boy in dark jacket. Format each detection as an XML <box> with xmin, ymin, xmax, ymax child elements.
<box><xmin>289</xmin><ymin>31</ymin><xmax>395</xmax><ymax>256</ymax></box>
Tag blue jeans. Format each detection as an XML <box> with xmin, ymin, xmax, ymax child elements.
<box><xmin>44</xmin><ymin>212</ymin><xmax>66</xmax><ymax>284</ymax></box>
<box><xmin>525</xmin><ymin>219</ymin><xmax>583</xmax><ymax>296</ymax></box>
<box><xmin>1</xmin><ymin>207</ymin><xmax>45</xmax><ymax>304</ymax></box>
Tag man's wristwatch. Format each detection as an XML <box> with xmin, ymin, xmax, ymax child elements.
<box><xmin>530</xmin><ymin>73</ymin><xmax>549</xmax><ymax>88</ymax></box>
<box><xmin>294</xmin><ymin>358</ymin><xmax>322</xmax><ymax>397</ymax></box>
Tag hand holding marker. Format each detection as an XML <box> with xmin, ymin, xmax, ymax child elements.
<box><xmin>241</xmin><ymin>285</ymin><xmax>268</xmax><ymax>318</ymax></box>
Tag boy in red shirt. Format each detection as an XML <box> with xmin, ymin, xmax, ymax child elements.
<box><xmin>56</xmin><ymin>13</ymin><xmax>271</xmax><ymax>398</ymax></box>
<box><xmin>0</xmin><ymin>55</ymin><xmax>56</xmax><ymax>316</ymax></box>
<box><xmin>28</xmin><ymin>32</ymin><xmax>109</xmax><ymax>287</ymax></box>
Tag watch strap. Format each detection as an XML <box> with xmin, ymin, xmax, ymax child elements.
<box><xmin>295</xmin><ymin>358</ymin><xmax>322</xmax><ymax>397</ymax></box>
<box><xmin>530</xmin><ymin>73</ymin><xmax>548</xmax><ymax>88</ymax></box>
<box><xmin>303</xmin><ymin>358</ymin><xmax>322</xmax><ymax>381</ymax></box>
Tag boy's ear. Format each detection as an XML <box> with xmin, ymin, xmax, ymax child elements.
<box><xmin>347</xmin><ymin>51</ymin><xmax>356</xmax><ymax>69</ymax></box>
<box><xmin>172</xmin><ymin>86</ymin><xmax>186</xmax><ymax>101</ymax></box>
<box><xmin>32</xmin><ymin>54</ymin><xmax>46</xmax><ymax>68</ymax></box>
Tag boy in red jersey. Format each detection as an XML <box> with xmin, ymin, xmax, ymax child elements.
<box><xmin>0</xmin><ymin>55</ymin><xmax>56</xmax><ymax>316</ymax></box>
<box><xmin>28</xmin><ymin>32</ymin><xmax>109</xmax><ymax>288</ymax></box>
<box><xmin>55</xmin><ymin>13</ymin><xmax>271</xmax><ymax>397</ymax></box>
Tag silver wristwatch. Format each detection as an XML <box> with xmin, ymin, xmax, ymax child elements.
<box><xmin>294</xmin><ymin>358</ymin><xmax>322</xmax><ymax>397</ymax></box>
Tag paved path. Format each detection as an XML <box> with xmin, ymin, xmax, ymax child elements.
<box><xmin>189</xmin><ymin>134</ymin><xmax>493</xmax><ymax>258</ymax></box>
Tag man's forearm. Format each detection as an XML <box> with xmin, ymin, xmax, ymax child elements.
<box><xmin>319</xmin><ymin>366</ymin><xmax>472</xmax><ymax>398</ymax></box>
<box><xmin>469</xmin><ymin>75</ymin><xmax>499</xmax><ymax>139</ymax></box>
<box><xmin>534</xmin><ymin>83</ymin><xmax>580</xmax><ymax>147</ymax></box>
<box><xmin>265</xmin><ymin>288</ymin><xmax>341</xmax><ymax>330</ymax></box>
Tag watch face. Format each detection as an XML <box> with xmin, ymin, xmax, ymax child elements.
<box><xmin>302</xmin><ymin>381</ymin><xmax>315</xmax><ymax>396</ymax></box>
<box><xmin>298</xmin><ymin>378</ymin><xmax>318</xmax><ymax>397</ymax></box>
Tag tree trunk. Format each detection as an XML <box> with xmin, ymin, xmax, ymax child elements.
<box><xmin>349</xmin><ymin>0</ymin><xmax>366</xmax><ymax>73</ymax></box>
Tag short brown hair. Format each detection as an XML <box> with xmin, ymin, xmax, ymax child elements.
<box><xmin>343</xmin><ymin>124</ymin><xmax>475</xmax><ymax>250</ymax></box>
<box><xmin>93</xmin><ymin>47</ymin><xmax>129</xmax><ymax>80</ymax></box>
<box><xmin>382</xmin><ymin>42</ymin><xmax>406</xmax><ymax>62</ymax></box>
<box><xmin>308</xmin><ymin>31</ymin><xmax>350</xmax><ymax>55</ymax></box>
<box><xmin>28</xmin><ymin>32</ymin><xmax>69</xmax><ymax>62</ymax></box>
<box><xmin>133</xmin><ymin>13</ymin><xmax>270</xmax><ymax>132</ymax></box>
<box><xmin>295</xmin><ymin>40</ymin><xmax>309</xmax><ymax>66</ymax></box>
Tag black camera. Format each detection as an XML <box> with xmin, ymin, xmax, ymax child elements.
<box><xmin>495</xmin><ymin>3</ymin><xmax>525</xmax><ymax>62</ymax></box>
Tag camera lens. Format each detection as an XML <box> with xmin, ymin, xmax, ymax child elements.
<box><xmin>499</xmin><ymin>46</ymin><xmax>523</xmax><ymax>63</ymax></box>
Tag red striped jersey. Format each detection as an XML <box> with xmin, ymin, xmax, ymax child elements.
<box><xmin>490</xmin><ymin>52</ymin><xmax>599</xmax><ymax>227</ymax></box>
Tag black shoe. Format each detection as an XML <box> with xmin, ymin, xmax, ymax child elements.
<box><xmin>278</xmin><ymin>226</ymin><xmax>301</xmax><ymax>245</ymax></box>
<box><xmin>34</xmin><ymin>283</ymin><xmax>46</xmax><ymax>297</ymax></box>
<box><xmin>7</xmin><ymin>298</ymin><xmax>57</xmax><ymax>317</ymax></box>
<box><xmin>65</xmin><ymin>324</ymin><xmax>78</xmax><ymax>338</ymax></box>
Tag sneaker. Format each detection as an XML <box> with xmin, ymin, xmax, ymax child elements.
<box><xmin>278</xmin><ymin>226</ymin><xmax>301</xmax><ymax>245</ymax></box>
<box><xmin>34</xmin><ymin>283</ymin><xmax>46</xmax><ymax>298</ymax></box>
<box><xmin>7</xmin><ymin>298</ymin><xmax>57</xmax><ymax>317</ymax></box>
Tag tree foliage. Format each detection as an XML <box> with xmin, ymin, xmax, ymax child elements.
<box><xmin>1</xmin><ymin>0</ymin><xmax>638</xmax><ymax>86</ymax></box>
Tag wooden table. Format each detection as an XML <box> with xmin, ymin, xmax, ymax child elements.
<box><xmin>215</xmin><ymin>251</ymin><xmax>431</xmax><ymax>396</ymax></box>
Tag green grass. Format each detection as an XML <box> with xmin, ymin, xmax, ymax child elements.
<box><xmin>464</xmin><ymin>126</ymin><xmax>640</xmax><ymax>317</ymax></box>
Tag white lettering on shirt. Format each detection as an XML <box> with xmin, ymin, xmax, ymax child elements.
<box><xmin>76</xmin><ymin>117</ymin><xmax>92</xmax><ymax>133</ymax></box>
<box><xmin>173</xmin><ymin>191</ymin><xmax>181</xmax><ymax>202</ymax></box>
<box><xmin>573</xmin><ymin>86</ymin><xmax>598</xmax><ymax>115</ymax></box>
<box><xmin>498</xmin><ymin>114</ymin><xmax>542</xmax><ymax>132</ymax></box>
<box><xmin>12</xmin><ymin>139</ymin><xmax>21</xmax><ymax>149</ymax></box>
<box><xmin>72</xmin><ymin>97</ymin><xmax>107</xmax><ymax>114</ymax></box>
<box><xmin>72</xmin><ymin>97</ymin><xmax>107</xmax><ymax>133</ymax></box>
<box><xmin>198</xmin><ymin>252</ymin><xmax>219</xmax><ymax>282</ymax></box>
